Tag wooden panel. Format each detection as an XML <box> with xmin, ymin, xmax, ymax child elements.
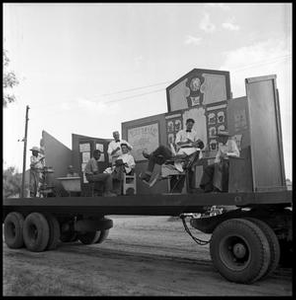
<box><xmin>228</xmin><ymin>147</ymin><xmax>253</xmax><ymax>192</ymax></box>
<box><xmin>245</xmin><ymin>75</ymin><xmax>286</xmax><ymax>191</ymax></box>
<box><xmin>42</xmin><ymin>130</ymin><xmax>72</xmax><ymax>189</ymax></box>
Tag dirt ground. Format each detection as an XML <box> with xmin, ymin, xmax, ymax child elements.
<box><xmin>3</xmin><ymin>215</ymin><xmax>293</xmax><ymax>296</ymax></box>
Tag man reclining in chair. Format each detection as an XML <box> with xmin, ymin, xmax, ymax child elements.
<box><xmin>140</xmin><ymin>118</ymin><xmax>204</xmax><ymax>193</ymax></box>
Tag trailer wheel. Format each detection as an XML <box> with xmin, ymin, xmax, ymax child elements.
<box><xmin>23</xmin><ymin>212</ymin><xmax>50</xmax><ymax>252</ymax></box>
<box><xmin>245</xmin><ymin>217</ymin><xmax>280</xmax><ymax>279</ymax></box>
<box><xmin>44</xmin><ymin>214</ymin><xmax>61</xmax><ymax>250</ymax></box>
<box><xmin>210</xmin><ymin>218</ymin><xmax>271</xmax><ymax>284</ymax></box>
<box><xmin>95</xmin><ymin>229</ymin><xmax>109</xmax><ymax>244</ymax></box>
<box><xmin>4</xmin><ymin>212</ymin><xmax>25</xmax><ymax>249</ymax></box>
<box><xmin>78</xmin><ymin>231</ymin><xmax>101</xmax><ymax>245</ymax></box>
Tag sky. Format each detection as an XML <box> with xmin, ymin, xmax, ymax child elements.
<box><xmin>3</xmin><ymin>3</ymin><xmax>292</xmax><ymax>180</ymax></box>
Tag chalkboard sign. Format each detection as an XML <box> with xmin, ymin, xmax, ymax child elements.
<box><xmin>127</xmin><ymin>122</ymin><xmax>160</xmax><ymax>161</ymax></box>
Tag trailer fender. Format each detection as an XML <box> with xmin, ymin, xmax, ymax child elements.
<box><xmin>74</xmin><ymin>217</ymin><xmax>113</xmax><ymax>234</ymax></box>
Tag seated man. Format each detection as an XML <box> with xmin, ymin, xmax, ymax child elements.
<box><xmin>140</xmin><ymin>118</ymin><xmax>204</xmax><ymax>193</ymax></box>
<box><xmin>112</xmin><ymin>143</ymin><xmax>136</xmax><ymax>194</ymax></box>
<box><xmin>199</xmin><ymin>130</ymin><xmax>240</xmax><ymax>193</ymax></box>
<box><xmin>85</xmin><ymin>150</ymin><xmax>117</xmax><ymax>197</ymax></box>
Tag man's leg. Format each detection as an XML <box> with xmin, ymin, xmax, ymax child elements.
<box><xmin>87</xmin><ymin>173</ymin><xmax>116</xmax><ymax>196</ymax></box>
<box><xmin>141</xmin><ymin>145</ymin><xmax>173</xmax><ymax>182</ymax></box>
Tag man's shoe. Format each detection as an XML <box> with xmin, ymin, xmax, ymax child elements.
<box><xmin>103</xmin><ymin>191</ymin><xmax>117</xmax><ymax>197</ymax></box>
<box><xmin>139</xmin><ymin>172</ymin><xmax>151</xmax><ymax>183</ymax></box>
<box><xmin>142</xmin><ymin>150</ymin><xmax>150</xmax><ymax>159</ymax></box>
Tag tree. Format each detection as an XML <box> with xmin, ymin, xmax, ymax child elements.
<box><xmin>3</xmin><ymin>49</ymin><xmax>19</xmax><ymax>107</ymax></box>
<box><xmin>3</xmin><ymin>166</ymin><xmax>23</xmax><ymax>198</ymax></box>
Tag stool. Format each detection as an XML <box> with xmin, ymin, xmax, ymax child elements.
<box><xmin>88</xmin><ymin>181</ymin><xmax>103</xmax><ymax>197</ymax></box>
<box><xmin>123</xmin><ymin>173</ymin><xmax>137</xmax><ymax>195</ymax></box>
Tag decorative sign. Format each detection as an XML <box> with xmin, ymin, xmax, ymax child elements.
<box><xmin>128</xmin><ymin>123</ymin><xmax>159</xmax><ymax>161</ymax></box>
<box><xmin>165</xmin><ymin>117</ymin><xmax>182</xmax><ymax>146</ymax></box>
<box><xmin>166</xmin><ymin>69</ymin><xmax>230</xmax><ymax>112</ymax></box>
<box><xmin>234</xmin><ymin>109</ymin><xmax>248</xmax><ymax>132</ymax></box>
<box><xmin>206</xmin><ymin>102</ymin><xmax>228</xmax><ymax>155</ymax></box>
<box><xmin>79</xmin><ymin>143</ymin><xmax>90</xmax><ymax>152</ymax></box>
<box><xmin>82</xmin><ymin>152</ymin><xmax>90</xmax><ymax>163</ymax></box>
<box><xmin>95</xmin><ymin>143</ymin><xmax>105</xmax><ymax>162</ymax></box>
<box><xmin>186</xmin><ymin>75</ymin><xmax>206</xmax><ymax>107</ymax></box>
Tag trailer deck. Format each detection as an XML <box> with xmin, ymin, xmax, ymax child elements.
<box><xmin>3</xmin><ymin>190</ymin><xmax>292</xmax><ymax>217</ymax></box>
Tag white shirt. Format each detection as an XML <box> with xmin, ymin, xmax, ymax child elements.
<box><xmin>175</xmin><ymin>129</ymin><xmax>200</xmax><ymax>149</ymax></box>
<box><xmin>107</xmin><ymin>139</ymin><xmax>133</xmax><ymax>164</ymax></box>
<box><xmin>30</xmin><ymin>154</ymin><xmax>45</xmax><ymax>170</ymax></box>
<box><xmin>118</xmin><ymin>153</ymin><xmax>136</xmax><ymax>174</ymax></box>
<box><xmin>174</xmin><ymin>129</ymin><xmax>202</xmax><ymax>172</ymax></box>
<box><xmin>215</xmin><ymin>139</ymin><xmax>240</xmax><ymax>163</ymax></box>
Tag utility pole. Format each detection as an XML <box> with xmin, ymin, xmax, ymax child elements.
<box><xmin>21</xmin><ymin>105</ymin><xmax>29</xmax><ymax>198</ymax></box>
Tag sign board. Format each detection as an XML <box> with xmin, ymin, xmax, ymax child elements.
<box><xmin>127</xmin><ymin>122</ymin><xmax>160</xmax><ymax>161</ymax></box>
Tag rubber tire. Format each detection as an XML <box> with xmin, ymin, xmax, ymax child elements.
<box><xmin>245</xmin><ymin>217</ymin><xmax>280</xmax><ymax>279</ymax></box>
<box><xmin>44</xmin><ymin>213</ymin><xmax>61</xmax><ymax>250</ymax></box>
<box><xmin>210</xmin><ymin>218</ymin><xmax>271</xmax><ymax>284</ymax></box>
<box><xmin>78</xmin><ymin>231</ymin><xmax>101</xmax><ymax>245</ymax></box>
<box><xmin>4</xmin><ymin>212</ymin><xmax>25</xmax><ymax>249</ymax></box>
<box><xmin>95</xmin><ymin>230</ymin><xmax>109</xmax><ymax>244</ymax></box>
<box><xmin>23</xmin><ymin>212</ymin><xmax>50</xmax><ymax>252</ymax></box>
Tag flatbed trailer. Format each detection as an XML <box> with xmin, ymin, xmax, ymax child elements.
<box><xmin>3</xmin><ymin>190</ymin><xmax>292</xmax><ymax>284</ymax></box>
<box><xmin>3</xmin><ymin>72</ymin><xmax>293</xmax><ymax>285</ymax></box>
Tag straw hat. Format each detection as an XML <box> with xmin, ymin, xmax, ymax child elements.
<box><xmin>213</xmin><ymin>130</ymin><xmax>231</xmax><ymax>138</ymax></box>
<box><xmin>30</xmin><ymin>146</ymin><xmax>40</xmax><ymax>152</ymax></box>
<box><xmin>216</xmin><ymin>130</ymin><xmax>230</xmax><ymax>137</ymax></box>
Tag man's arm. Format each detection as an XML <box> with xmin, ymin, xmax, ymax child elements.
<box><xmin>227</xmin><ymin>140</ymin><xmax>240</xmax><ymax>157</ymax></box>
<box><xmin>122</xmin><ymin>140</ymin><xmax>133</xmax><ymax>151</ymax></box>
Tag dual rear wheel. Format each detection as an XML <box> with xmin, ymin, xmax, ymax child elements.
<box><xmin>4</xmin><ymin>211</ymin><xmax>111</xmax><ymax>252</ymax></box>
<box><xmin>210</xmin><ymin>218</ymin><xmax>280</xmax><ymax>284</ymax></box>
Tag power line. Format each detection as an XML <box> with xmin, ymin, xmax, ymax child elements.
<box><xmin>103</xmin><ymin>88</ymin><xmax>165</xmax><ymax>103</ymax></box>
<box><xmin>100</xmin><ymin>80</ymin><xmax>173</xmax><ymax>96</ymax></box>
<box><xmin>28</xmin><ymin>54</ymin><xmax>291</xmax><ymax>109</ymax></box>
<box><xmin>232</xmin><ymin>54</ymin><xmax>291</xmax><ymax>72</ymax></box>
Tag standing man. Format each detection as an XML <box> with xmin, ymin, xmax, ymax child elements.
<box><xmin>200</xmin><ymin>130</ymin><xmax>240</xmax><ymax>192</ymax></box>
<box><xmin>107</xmin><ymin>131</ymin><xmax>133</xmax><ymax>165</ymax></box>
<box><xmin>85</xmin><ymin>150</ymin><xmax>117</xmax><ymax>197</ymax></box>
<box><xmin>29</xmin><ymin>146</ymin><xmax>45</xmax><ymax>197</ymax></box>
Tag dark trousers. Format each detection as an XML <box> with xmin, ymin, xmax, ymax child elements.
<box><xmin>146</xmin><ymin>145</ymin><xmax>173</xmax><ymax>174</ymax></box>
<box><xmin>145</xmin><ymin>145</ymin><xmax>196</xmax><ymax>193</ymax></box>
<box><xmin>200</xmin><ymin>160</ymin><xmax>229</xmax><ymax>192</ymax></box>
<box><xmin>86</xmin><ymin>173</ymin><xmax>113</xmax><ymax>193</ymax></box>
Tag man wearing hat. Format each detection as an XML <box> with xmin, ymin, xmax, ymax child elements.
<box><xmin>200</xmin><ymin>130</ymin><xmax>240</xmax><ymax>192</ymax></box>
<box><xmin>29</xmin><ymin>146</ymin><xmax>45</xmax><ymax>197</ymax></box>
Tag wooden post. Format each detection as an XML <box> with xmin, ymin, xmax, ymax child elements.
<box><xmin>21</xmin><ymin>105</ymin><xmax>30</xmax><ymax>198</ymax></box>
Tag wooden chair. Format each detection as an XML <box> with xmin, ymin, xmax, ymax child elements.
<box><xmin>123</xmin><ymin>172</ymin><xmax>137</xmax><ymax>195</ymax></box>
